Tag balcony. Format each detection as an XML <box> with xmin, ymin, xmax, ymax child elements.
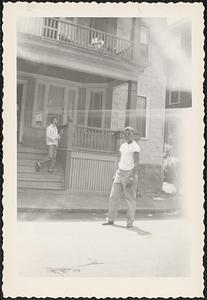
<box><xmin>17</xmin><ymin>17</ymin><xmax>134</xmax><ymax>63</ymax></box>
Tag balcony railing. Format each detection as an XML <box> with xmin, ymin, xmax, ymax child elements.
<box><xmin>17</xmin><ymin>17</ymin><xmax>134</xmax><ymax>62</ymax></box>
<box><xmin>72</xmin><ymin>125</ymin><xmax>117</xmax><ymax>153</ymax></box>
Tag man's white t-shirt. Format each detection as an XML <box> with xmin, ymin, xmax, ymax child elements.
<box><xmin>118</xmin><ymin>141</ymin><xmax>140</xmax><ymax>171</ymax></box>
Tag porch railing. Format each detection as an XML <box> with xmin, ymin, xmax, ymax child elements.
<box><xmin>72</xmin><ymin>124</ymin><xmax>117</xmax><ymax>153</ymax></box>
<box><xmin>17</xmin><ymin>17</ymin><xmax>133</xmax><ymax>62</ymax></box>
<box><xmin>58</xmin><ymin>121</ymin><xmax>118</xmax><ymax>189</ymax></box>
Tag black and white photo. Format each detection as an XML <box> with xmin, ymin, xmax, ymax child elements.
<box><xmin>2</xmin><ymin>2</ymin><xmax>204</xmax><ymax>298</ymax></box>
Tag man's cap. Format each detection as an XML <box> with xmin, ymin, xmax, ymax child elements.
<box><xmin>124</xmin><ymin>126</ymin><xmax>134</xmax><ymax>133</ymax></box>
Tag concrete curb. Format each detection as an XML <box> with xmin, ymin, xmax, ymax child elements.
<box><xmin>18</xmin><ymin>207</ymin><xmax>181</xmax><ymax>214</ymax></box>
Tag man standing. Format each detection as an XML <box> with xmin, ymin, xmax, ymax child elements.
<box><xmin>36</xmin><ymin>116</ymin><xmax>61</xmax><ymax>173</ymax></box>
<box><xmin>103</xmin><ymin>127</ymin><xmax>140</xmax><ymax>228</ymax></box>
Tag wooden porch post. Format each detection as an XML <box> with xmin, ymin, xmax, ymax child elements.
<box><xmin>64</xmin><ymin>119</ymin><xmax>73</xmax><ymax>190</ymax></box>
<box><xmin>127</xmin><ymin>81</ymin><xmax>137</xmax><ymax>130</ymax></box>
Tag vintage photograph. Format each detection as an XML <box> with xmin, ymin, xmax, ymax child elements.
<box><xmin>16</xmin><ymin>15</ymin><xmax>192</xmax><ymax>275</ymax></box>
<box><xmin>3</xmin><ymin>2</ymin><xmax>204</xmax><ymax>298</ymax></box>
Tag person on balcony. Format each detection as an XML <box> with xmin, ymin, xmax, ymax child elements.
<box><xmin>91</xmin><ymin>36</ymin><xmax>104</xmax><ymax>49</ymax></box>
<box><xmin>103</xmin><ymin>127</ymin><xmax>140</xmax><ymax>228</ymax></box>
<box><xmin>35</xmin><ymin>116</ymin><xmax>61</xmax><ymax>173</ymax></box>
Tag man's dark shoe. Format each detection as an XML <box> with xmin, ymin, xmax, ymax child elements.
<box><xmin>126</xmin><ymin>224</ymin><xmax>133</xmax><ymax>228</ymax></box>
<box><xmin>102</xmin><ymin>222</ymin><xmax>114</xmax><ymax>226</ymax></box>
<box><xmin>35</xmin><ymin>162</ymin><xmax>41</xmax><ymax>172</ymax></box>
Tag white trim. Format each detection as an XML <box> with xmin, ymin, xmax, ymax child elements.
<box><xmin>18</xmin><ymin>71</ymin><xmax>82</xmax><ymax>88</ymax></box>
<box><xmin>43</xmin><ymin>83</ymin><xmax>50</xmax><ymax>126</ymax></box>
<box><xmin>32</xmin><ymin>79</ymin><xmax>39</xmax><ymax>128</ymax></box>
<box><xmin>64</xmin><ymin>86</ymin><xmax>79</xmax><ymax>124</ymax></box>
<box><xmin>85</xmin><ymin>88</ymin><xmax>90</xmax><ymax>127</ymax></box>
<box><xmin>63</xmin><ymin>88</ymin><xmax>69</xmax><ymax>124</ymax></box>
<box><xmin>145</xmin><ymin>95</ymin><xmax>149</xmax><ymax>139</ymax></box>
<box><xmin>82</xmin><ymin>82</ymin><xmax>108</xmax><ymax>88</ymax></box>
<box><xmin>18</xmin><ymin>71</ymin><xmax>109</xmax><ymax>88</ymax></box>
<box><xmin>136</xmin><ymin>94</ymin><xmax>148</xmax><ymax>139</ymax></box>
<box><xmin>17</xmin><ymin>80</ymin><xmax>27</xmax><ymax>143</ymax></box>
<box><xmin>73</xmin><ymin>87</ymin><xmax>79</xmax><ymax>124</ymax></box>
<box><xmin>140</xmin><ymin>23</ymin><xmax>151</xmax><ymax>66</ymax></box>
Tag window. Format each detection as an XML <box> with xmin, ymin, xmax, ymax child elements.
<box><xmin>140</xmin><ymin>25</ymin><xmax>149</xmax><ymax>45</ymax></box>
<box><xmin>32</xmin><ymin>81</ymin><xmax>67</xmax><ymax>128</ymax></box>
<box><xmin>87</xmin><ymin>91</ymin><xmax>103</xmax><ymax>128</ymax></box>
<box><xmin>67</xmin><ymin>89</ymin><xmax>76</xmax><ymax>121</ymax></box>
<box><xmin>180</xmin><ymin>91</ymin><xmax>192</xmax><ymax>107</ymax></box>
<box><xmin>170</xmin><ymin>90</ymin><xmax>180</xmax><ymax>105</ymax></box>
<box><xmin>47</xmin><ymin>85</ymin><xmax>64</xmax><ymax>124</ymax></box>
<box><xmin>168</xmin><ymin>89</ymin><xmax>192</xmax><ymax>107</ymax></box>
<box><xmin>140</xmin><ymin>25</ymin><xmax>150</xmax><ymax>59</ymax></box>
<box><xmin>136</xmin><ymin>96</ymin><xmax>147</xmax><ymax>138</ymax></box>
<box><xmin>33</xmin><ymin>83</ymin><xmax>46</xmax><ymax>126</ymax></box>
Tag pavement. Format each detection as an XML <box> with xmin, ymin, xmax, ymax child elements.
<box><xmin>17</xmin><ymin>188</ymin><xmax>181</xmax><ymax>214</ymax></box>
<box><xmin>15</xmin><ymin>218</ymin><xmax>190</xmax><ymax>278</ymax></box>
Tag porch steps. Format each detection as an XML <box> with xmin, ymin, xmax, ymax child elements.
<box><xmin>18</xmin><ymin>172</ymin><xmax>63</xmax><ymax>181</ymax></box>
<box><xmin>18</xmin><ymin>179</ymin><xmax>64</xmax><ymax>190</ymax></box>
<box><xmin>17</xmin><ymin>145</ymin><xmax>64</xmax><ymax>190</ymax></box>
<box><xmin>18</xmin><ymin>165</ymin><xmax>61</xmax><ymax>174</ymax></box>
<box><xmin>17</xmin><ymin>145</ymin><xmax>47</xmax><ymax>154</ymax></box>
<box><xmin>18</xmin><ymin>152</ymin><xmax>49</xmax><ymax>160</ymax></box>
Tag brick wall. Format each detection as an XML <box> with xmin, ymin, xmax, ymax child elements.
<box><xmin>137</xmin><ymin>18</ymin><xmax>167</xmax><ymax>166</ymax></box>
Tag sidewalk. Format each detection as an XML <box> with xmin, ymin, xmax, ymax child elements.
<box><xmin>17</xmin><ymin>189</ymin><xmax>181</xmax><ymax>214</ymax></box>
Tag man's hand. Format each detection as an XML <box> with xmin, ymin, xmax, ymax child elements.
<box><xmin>133</xmin><ymin>152</ymin><xmax>139</xmax><ymax>176</ymax></box>
<box><xmin>126</xmin><ymin>177</ymin><xmax>134</xmax><ymax>187</ymax></box>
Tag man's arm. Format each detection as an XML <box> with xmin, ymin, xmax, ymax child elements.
<box><xmin>132</xmin><ymin>152</ymin><xmax>139</xmax><ymax>177</ymax></box>
<box><xmin>116</xmin><ymin>150</ymin><xmax>121</xmax><ymax>168</ymax></box>
<box><xmin>112</xmin><ymin>150</ymin><xmax>121</xmax><ymax>182</ymax></box>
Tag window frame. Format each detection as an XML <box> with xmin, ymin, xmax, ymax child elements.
<box><xmin>168</xmin><ymin>88</ymin><xmax>181</xmax><ymax>105</ymax></box>
<box><xmin>32</xmin><ymin>78</ymin><xmax>79</xmax><ymax>129</ymax></box>
<box><xmin>140</xmin><ymin>24</ymin><xmax>151</xmax><ymax>65</ymax></box>
<box><xmin>85</xmin><ymin>87</ymin><xmax>106</xmax><ymax>129</ymax></box>
<box><xmin>140</xmin><ymin>25</ymin><xmax>150</xmax><ymax>45</ymax></box>
<box><xmin>136</xmin><ymin>95</ymin><xmax>148</xmax><ymax>139</ymax></box>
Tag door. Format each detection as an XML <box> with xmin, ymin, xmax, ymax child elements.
<box><xmin>17</xmin><ymin>82</ymin><xmax>26</xmax><ymax>143</ymax></box>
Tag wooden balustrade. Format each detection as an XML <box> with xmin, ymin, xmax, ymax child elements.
<box><xmin>58</xmin><ymin>122</ymin><xmax>117</xmax><ymax>189</ymax></box>
<box><xmin>72</xmin><ymin>125</ymin><xmax>117</xmax><ymax>153</ymax></box>
<box><xmin>17</xmin><ymin>17</ymin><xmax>133</xmax><ymax>62</ymax></box>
